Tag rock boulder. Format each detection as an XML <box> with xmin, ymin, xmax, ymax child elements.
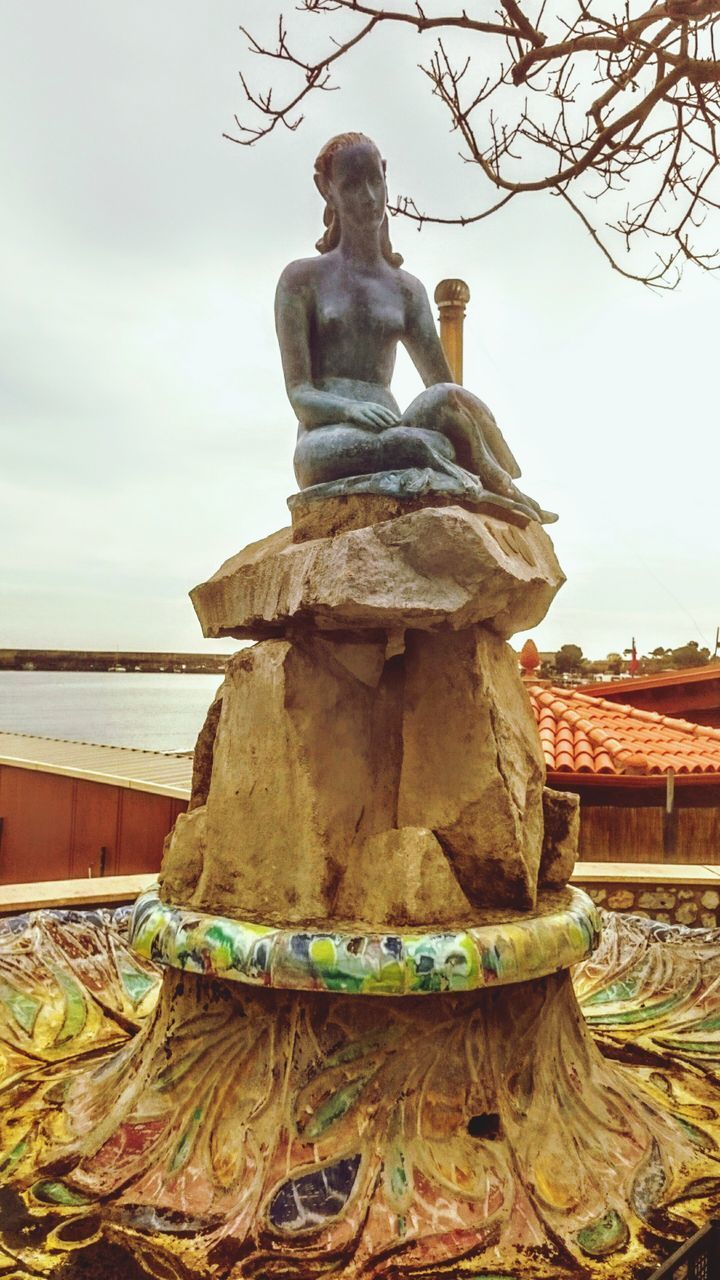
<box><xmin>190</xmin><ymin>505</ymin><xmax>564</xmax><ymax>643</ymax></box>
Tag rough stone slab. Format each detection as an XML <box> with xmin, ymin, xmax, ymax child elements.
<box><xmin>160</xmin><ymin>625</ymin><xmax>549</xmax><ymax>924</ymax></box>
<box><xmin>398</xmin><ymin>628</ymin><xmax>546</xmax><ymax>910</ymax></box>
<box><xmin>540</xmin><ymin>787</ymin><xmax>580</xmax><ymax>887</ymax></box>
<box><xmin>290</xmin><ymin>490</ymin><xmax>531</xmax><ymax>544</ymax></box>
<box><xmin>190</xmin><ymin>506</ymin><xmax>565</xmax><ymax>641</ymax></box>
<box><xmin>334</xmin><ymin>827</ymin><xmax>475</xmax><ymax>927</ymax></box>
<box><xmin>160</xmin><ymin>635</ymin><xmax>405</xmax><ymax>926</ymax></box>
<box><xmin>188</xmin><ymin>686</ymin><xmax>223</xmax><ymax>810</ymax></box>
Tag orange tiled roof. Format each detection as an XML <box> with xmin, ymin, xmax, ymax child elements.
<box><xmin>528</xmin><ymin>684</ymin><xmax>720</xmax><ymax>776</ymax></box>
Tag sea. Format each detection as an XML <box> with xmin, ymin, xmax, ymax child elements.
<box><xmin>0</xmin><ymin>671</ymin><xmax>223</xmax><ymax>754</ymax></box>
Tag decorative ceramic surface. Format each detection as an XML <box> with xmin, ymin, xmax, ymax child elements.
<box><xmin>128</xmin><ymin>885</ymin><xmax>601</xmax><ymax>995</ymax></box>
<box><xmin>1</xmin><ymin>908</ymin><xmax>720</xmax><ymax>1278</ymax></box>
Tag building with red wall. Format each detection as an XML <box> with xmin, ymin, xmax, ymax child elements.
<box><xmin>0</xmin><ymin>733</ymin><xmax>190</xmax><ymax>885</ymax></box>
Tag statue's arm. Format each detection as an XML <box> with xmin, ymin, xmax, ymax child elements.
<box><xmin>274</xmin><ymin>265</ymin><xmax>342</xmax><ymax>428</ymax></box>
<box><xmin>274</xmin><ymin>265</ymin><xmax>397</xmax><ymax>431</ymax></box>
<box><xmin>401</xmin><ymin>277</ymin><xmax>455</xmax><ymax>387</ymax></box>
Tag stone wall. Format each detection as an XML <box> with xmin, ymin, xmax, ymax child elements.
<box><xmin>573</xmin><ymin>875</ymin><xmax>720</xmax><ymax>928</ymax></box>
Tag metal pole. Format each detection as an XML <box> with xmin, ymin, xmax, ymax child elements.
<box><xmin>434</xmin><ymin>279</ymin><xmax>471</xmax><ymax>385</ymax></box>
<box><xmin>663</xmin><ymin>768</ymin><xmax>676</xmax><ymax>859</ymax></box>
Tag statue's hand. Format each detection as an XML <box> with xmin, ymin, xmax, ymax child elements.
<box><xmin>346</xmin><ymin>402</ymin><xmax>400</xmax><ymax>433</ymax></box>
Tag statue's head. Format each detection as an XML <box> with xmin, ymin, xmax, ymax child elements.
<box><xmin>314</xmin><ymin>133</ymin><xmax>403</xmax><ymax>266</ymax></box>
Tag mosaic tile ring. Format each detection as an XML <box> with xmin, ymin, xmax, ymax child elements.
<box><xmin>129</xmin><ymin>886</ymin><xmax>601</xmax><ymax>996</ymax></box>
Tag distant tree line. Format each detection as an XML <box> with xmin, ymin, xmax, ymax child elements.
<box><xmin>541</xmin><ymin>641</ymin><xmax>715</xmax><ymax>680</ymax></box>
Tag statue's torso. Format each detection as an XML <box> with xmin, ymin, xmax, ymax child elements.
<box><xmin>307</xmin><ymin>254</ymin><xmax>407</xmax><ymax>390</ymax></box>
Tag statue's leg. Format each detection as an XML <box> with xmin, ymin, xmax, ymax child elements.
<box><xmin>401</xmin><ymin>385</ymin><xmax>517</xmax><ymax>476</ymax></box>
<box><xmin>402</xmin><ymin>384</ymin><xmax>548</xmax><ymax>519</ymax></box>
<box><xmin>294</xmin><ymin>423</ymin><xmax>456</xmax><ymax>489</ymax></box>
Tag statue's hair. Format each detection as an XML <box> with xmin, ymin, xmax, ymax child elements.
<box><xmin>314</xmin><ymin>132</ymin><xmax>403</xmax><ymax>267</ymax></box>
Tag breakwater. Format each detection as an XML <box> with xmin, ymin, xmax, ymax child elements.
<box><xmin>0</xmin><ymin>649</ymin><xmax>228</xmax><ymax>674</ymax></box>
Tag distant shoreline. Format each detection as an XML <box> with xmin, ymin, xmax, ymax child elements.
<box><xmin>0</xmin><ymin>650</ymin><xmax>228</xmax><ymax>676</ymax></box>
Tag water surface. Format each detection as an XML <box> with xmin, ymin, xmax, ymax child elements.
<box><xmin>0</xmin><ymin>671</ymin><xmax>221</xmax><ymax>753</ymax></box>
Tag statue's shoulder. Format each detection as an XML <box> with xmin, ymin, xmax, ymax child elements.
<box><xmin>276</xmin><ymin>255</ymin><xmax>324</xmax><ymax>295</ymax></box>
<box><xmin>395</xmin><ymin>267</ymin><xmax>432</xmax><ymax>311</ymax></box>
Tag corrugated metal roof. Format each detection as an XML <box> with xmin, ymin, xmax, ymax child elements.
<box><xmin>0</xmin><ymin>732</ymin><xmax>193</xmax><ymax>799</ymax></box>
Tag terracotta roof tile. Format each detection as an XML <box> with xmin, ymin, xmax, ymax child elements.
<box><xmin>574</xmin><ymin>752</ymin><xmax>595</xmax><ymax>772</ymax></box>
<box><xmin>528</xmin><ymin>684</ymin><xmax>720</xmax><ymax>777</ymax></box>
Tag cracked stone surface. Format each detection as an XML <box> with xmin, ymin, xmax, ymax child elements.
<box><xmin>540</xmin><ymin>787</ymin><xmax>580</xmax><ymax>887</ymax></box>
<box><xmin>397</xmin><ymin>628</ymin><xmax>545</xmax><ymax>911</ymax></box>
<box><xmin>190</xmin><ymin>506</ymin><xmax>565</xmax><ymax>642</ymax></box>
<box><xmin>160</xmin><ymin>624</ymin><xmax>547</xmax><ymax>923</ymax></box>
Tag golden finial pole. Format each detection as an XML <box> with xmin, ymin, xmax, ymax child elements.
<box><xmin>434</xmin><ymin>279</ymin><xmax>471</xmax><ymax>385</ymax></box>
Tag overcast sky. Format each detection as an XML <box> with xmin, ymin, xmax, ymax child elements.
<box><xmin>2</xmin><ymin>2</ymin><xmax>718</xmax><ymax>660</ymax></box>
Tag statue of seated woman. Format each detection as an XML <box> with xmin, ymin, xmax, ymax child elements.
<box><xmin>275</xmin><ymin>132</ymin><xmax>554</xmax><ymax>524</ymax></box>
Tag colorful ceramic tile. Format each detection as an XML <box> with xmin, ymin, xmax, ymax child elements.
<box><xmin>2</xmin><ymin>908</ymin><xmax>720</xmax><ymax>1278</ymax></box>
<box><xmin>128</xmin><ymin>886</ymin><xmax>602</xmax><ymax>995</ymax></box>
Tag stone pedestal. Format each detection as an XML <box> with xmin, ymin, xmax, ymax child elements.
<box><xmin>2</xmin><ymin>499</ymin><xmax>718</xmax><ymax>1279</ymax></box>
<box><xmin>133</xmin><ymin>499</ymin><xmax>616</xmax><ymax>1275</ymax></box>
<box><xmin>189</xmin><ymin>505</ymin><xmax>565</xmax><ymax>641</ymax></box>
<box><xmin>162</xmin><ymin>504</ymin><xmax>566</xmax><ymax>923</ymax></box>
<box><xmin>160</xmin><ymin>625</ymin><xmax>549</xmax><ymax>920</ymax></box>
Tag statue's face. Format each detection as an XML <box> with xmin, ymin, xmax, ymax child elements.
<box><xmin>326</xmin><ymin>142</ymin><xmax>386</xmax><ymax>232</ymax></box>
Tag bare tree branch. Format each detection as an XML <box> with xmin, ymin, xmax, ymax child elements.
<box><xmin>230</xmin><ymin>1</ymin><xmax>720</xmax><ymax>285</ymax></box>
